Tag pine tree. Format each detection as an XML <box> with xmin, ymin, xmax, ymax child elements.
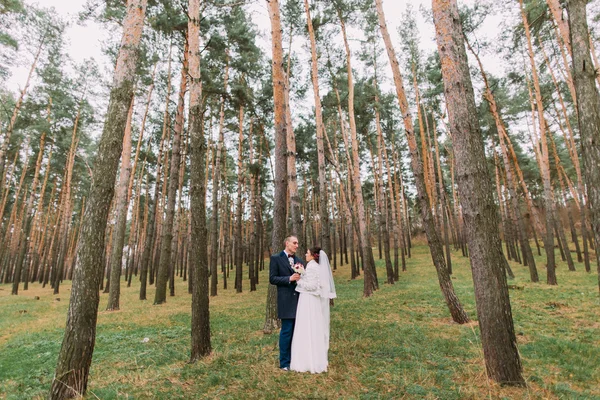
<box><xmin>432</xmin><ymin>0</ymin><xmax>524</xmax><ymax>385</ymax></box>
<box><xmin>568</xmin><ymin>0</ymin><xmax>600</xmax><ymax>293</ymax></box>
<box><xmin>49</xmin><ymin>1</ymin><xmax>147</xmax><ymax>397</ymax></box>
<box><xmin>189</xmin><ymin>0</ymin><xmax>211</xmax><ymax>362</ymax></box>
<box><xmin>375</xmin><ymin>0</ymin><xmax>469</xmax><ymax>323</ymax></box>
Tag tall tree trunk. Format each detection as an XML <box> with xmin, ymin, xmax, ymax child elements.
<box><xmin>155</xmin><ymin>45</ymin><xmax>187</xmax><ymax>305</ymax></box>
<box><xmin>6</xmin><ymin>140</ymin><xmax>31</xmax><ymax>289</ymax></box>
<box><xmin>234</xmin><ymin>105</ymin><xmax>245</xmax><ymax>293</ymax></box>
<box><xmin>375</xmin><ymin>0</ymin><xmax>469</xmax><ymax>323</ymax></box>
<box><xmin>381</xmin><ymin>130</ymin><xmax>402</xmax><ymax>279</ymax></box>
<box><xmin>373</xmin><ymin>88</ymin><xmax>393</xmax><ymax>284</ymax></box>
<box><xmin>106</xmin><ymin>99</ymin><xmax>134</xmax><ymax>310</ymax></box>
<box><xmin>54</xmin><ymin>94</ymin><xmax>84</xmax><ymax>295</ymax></box>
<box><xmin>29</xmin><ymin>147</ymin><xmax>53</xmax><ymax>285</ymax></box>
<box><xmin>432</xmin><ymin>0</ymin><xmax>524</xmax><ymax>385</ymax></box>
<box><xmin>520</xmin><ymin>0</ymin><xmax>557</xmax><ymax>285</ymax></box>
<box><xmin>188</xmin><ymin>0</ymin><xmax>211</xmax><ymax>361</ymax></box>
<box><xmin>284</xmin><ymin>74</ymin><xmax>303</xmax><ymax>255</ymax></box>
<box><xmin>140</xmin><ymin>51</ymin><xmax>173</xmax><ymax>299</ymax></box>
<box><xmin>303</xmin><ymin>0</ymin><xmax>330</xmax><ymax>254</ymax></box>
<box><xmin>568</xmin><ymin>0</ymin><xmax>600</xmax><ymax>293</ymax></box>
<box><xmin>467</xmin><ymin>41</ymin><xmax>538</xmax><ymax>281</ymax></box>
<box><xmin>248</xmin><ymin>120</ymin><xmax>257</xmax><ymax>292</ymax></box>
<box><xmin>549</xmin><ymin>134</ymin><xmax>576</xmax><ymax>271</ymax></box>
<box><xmin>209</xmin><ymin>51</ymin><xmax>229</xmax><ymax>297</ymax></box>
<box><xmin>335</xmin><ymin>5</ymin><xmax>378</xmax><ymax>297</ymax></box>
<box><xmin>11</xmin><ymin>102</ymin><xmax>49</xmax><ymax>294</ymax></box>
<box><xmin>49</xmin><ymin>1</ymin><xmax>147</xmax><ymax>397</ymax></box>
<box><xmin>432</xmin><ymin>117</ymin><xmax>452</xmax><ymax>275</ymax></box>
<box><xmin>264</xmin><ymin>0</ymin><xmax>286</xmax><ymax>334</ymax></box>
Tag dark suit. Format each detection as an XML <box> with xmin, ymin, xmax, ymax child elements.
<box><xmin>269</xmin><ymin>251</ymin><xmax>303</xmax><ymax>368</ymax></box>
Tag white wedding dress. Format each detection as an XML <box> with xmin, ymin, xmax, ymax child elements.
<box><xmin>290</xmin><ymin>254</ymin><xmax>336</xmax><ymax>374</ymax></box>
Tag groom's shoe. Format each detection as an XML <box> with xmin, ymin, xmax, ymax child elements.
<box><xmin>280</xmin><ymin>367</ymin><xmax>289</xmax><ymax>371</ymax></box>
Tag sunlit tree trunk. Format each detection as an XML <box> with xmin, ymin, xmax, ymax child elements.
<box><xmin>568</xmin><ymin>0</ymin><xmax>600</xmax><ymax>293</ymax></box>
<box><xmin>467</xmin><ymin>41</ymin><xmax>538</xmax><ymax>281</ymax></box>
<box><xmin>7</xmin><ymin>141</ymin><xmax>31</xmax><ymax>290</ymax></box>
<box><xmin>140</xmin><ymin>51</ymin><xmax>172</xmax><ymax>300</ymax></box>
<box><xmin>209</xmin><ymin>50</ymin><xmax>229</xmax><ymax>297</ymax></box>
<box><xmin>432</xmin><ymin>0</ymin><xmax>524</xmax><ymax>385</ymax></box>
<box><xmin>373</xmin><ymin>90</ymin><xmax>393</xmax><ymax>284</ymax></box>
<box><xmin>520</xmin><ymin>0</ymin><xmax>557</xmax><ymax>285</ymax></box>
<box><xmin>335</xmin><ymin>5</ymin><xmax>377</xmax><ymax>296</ymax></box>
<box><xmin>188</xmin><ymin>0</ymin><xmax>211</xmax><ymax>361</ymax></box>
<box><xmin>263</xmin><ymin>0</ymin><xmax>286</xmax><ymax>334</ymax></box>
<box><xmin>54</xmin><ymin>92</ymin><xmax>85</xmax><ymax>294</ymax></box>
<box><xmin>49</xmin><ymin>0</ymin><xmax>147</xmax><ymax>397</ymax></box>
<box><xmin>234</xmin><ymin>104</ymin><xmax>245</xmax><ymax>293</ymax></box>
<box><xmin>155</xmin><ymin>44</ymin><xmax>187</xmax><ymax>304</ymax></box>
<box><xmin>303</xmin><ymin>0</ymin><xmax>330</xmax><ymax>254</ymax></box>
<box><xmin>106</xmin><ymin>99</ymin><xmax>134</xmax><ymax>310</ymax></box>
<box><xmin>11</xmin><ymin>101</ymin><xmax>49</xmax><ymax>294</ymax></box>
<box><xmin>284</xmin><ymin>74</ymin><xmax>303</xmax><ymax>255</ymax></box>
<box><xmin>375</xmin><ymin>0</ymin><xmax>468</xmax><ymax>322</ymax></box>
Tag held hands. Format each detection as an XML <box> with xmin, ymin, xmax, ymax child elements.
<box><xmin>289</xmin><ymin>273</ymin><xmax>301</xmax><ymax>282</ymax></box>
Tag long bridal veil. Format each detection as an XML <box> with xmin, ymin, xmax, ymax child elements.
<box><xmin>318</xmin><ymin>250</ymin><xmax>336</xmax><ymax>299</ymax></box>
<box><xmin>319</xmin><ymin>250</ymin><xmax>336</xmax><ymax>353</ymax></box>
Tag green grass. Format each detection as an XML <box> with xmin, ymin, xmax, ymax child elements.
<box><xmin>1</xmin><ymin>243</ymin><xmax>599</xmax><ymax>399</ymax></box>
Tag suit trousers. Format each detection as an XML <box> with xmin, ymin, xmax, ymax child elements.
<box><xmin>279</xmin><ymin>318</ymin><xmax>295</xmax><ymax>368</ymax></box>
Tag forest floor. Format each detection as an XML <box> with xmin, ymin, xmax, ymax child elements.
<box><xmin>1</xmin><ymin>244</ymin><xmax>599</xmax><ymax>399</ymax></box>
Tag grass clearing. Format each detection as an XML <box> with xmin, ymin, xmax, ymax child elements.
<box><xmin>1</xmin><ymin>244</ymin><xmax>599</xmax><ymax>399</ymax></box>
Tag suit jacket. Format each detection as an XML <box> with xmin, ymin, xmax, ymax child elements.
<box><xmin>269</xmin><ymin>251</ymin><xmax>303</xmax><ymax>319</ymax></box>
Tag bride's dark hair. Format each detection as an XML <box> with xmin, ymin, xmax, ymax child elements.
<box><xmin>309</xmin><ymin>246</ymin><xmax>321</xmax><ymax>262</ymax></box>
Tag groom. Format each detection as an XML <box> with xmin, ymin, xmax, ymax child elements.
<box><xmin>269</xmin><ymin>235</ymin><xmax>302</xmax><ymax>371</ymax></box>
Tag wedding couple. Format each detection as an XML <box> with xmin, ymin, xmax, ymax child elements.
<box><xmin>269</xmin><ymin>235</ymin><xmax>336</xmax><ymax>373</ymax></box>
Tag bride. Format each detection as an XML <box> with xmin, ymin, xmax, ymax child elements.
<box><xmin>290</xmin><ymin>246</ymin><xmax>337</xmax><ymax>373</ymax></box>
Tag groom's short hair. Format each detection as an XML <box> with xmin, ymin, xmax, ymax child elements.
<box><xmin>284</xmin><ymin>235</ymin><xmax>298</xmax><ymax>245</ymax></box>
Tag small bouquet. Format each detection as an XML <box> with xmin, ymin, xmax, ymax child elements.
<box><xmin>293</xmin><ymin>263</ymin><xmax>305</xmax><ymax>275</ymax></box>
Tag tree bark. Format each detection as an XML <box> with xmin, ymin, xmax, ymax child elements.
<box><xmin>335</xmin><ymin>5</ymin><xmax>378</xmax><ymax>297</ymax></box>
<box><xmin>373</xmin><ymin>87</ymin><xmax>393</xmax><ymax>284</ymax></box>
<box><xmin>568</xmin><ymin>0</ymin><xmax>600</xmax><ymax>293</ymax></box>
<box><xmin>284</xmin><ymin>73</ymin><xmax>303</xmax><ymax>255</ymax></box>
<box><xmin>235</xmin><ymin>105</ymin><xmax>245</xmax><ymax>293</ymax></box>
<box><xmin>264</xmin><ymin>0</ymin><xmax>286</xmax><ymax>334</ymax></box>
<box><xmin>432</xmin><ymin>0</ymin><xmax>524</xmax><ymax>385</ymax></box>
<box><xmin>49</xmin><ymin>1</ymin><xmax>147</xmax><ymax>397</ymax></box>
<box><xmin>467</xmin><ymin>40</ymin><xmax>538</xmax><ymax>282</ymax></box>
<box><xmin>155</xmin><ymin>44</ymin><xmax>187</xmax><ymax>304</ymax></box>
<box><xmin>375</xmin><ymin>0</ymin><xmax>469</xmax><ymax>322</ymax></box>
<box><xmin>520</xmin><ymin>0</ymin><xmax>557</xmax><ymax>285</ymax></box>
<box><xmin>188</xmin><ymin>0</ymin><xmax>211</xmax><ymax>361</ymax></box>
<box><xmin>304</xmin><ymin>0</ymin><xmax>330</xmax><ymax>254</ymax></box>
<box><xmin>11</xmin><ymin>101</ymin><xmax>49</xmax><ymax>294</ymax></box>
<box><xmin>106</xmin><ymin>99</ymin><xmax>134</xmax><ymax>310</ymax></box>
<box><xmin>209</xmin><ymin>51</ymin><xmax>229</xmax><ymax>297</ymax></box>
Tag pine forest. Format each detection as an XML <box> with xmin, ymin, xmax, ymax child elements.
<box><xmin>0</xmin><ymin>0</ymin><xmax>599</xmax><ymax>398</ymax></box>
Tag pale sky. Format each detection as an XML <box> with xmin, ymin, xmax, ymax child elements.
<box><xmin>11</xmin><ymin>0</ymin><xmax>505</xmax><ymax>95</ymax></box>
<box><xmin>5</xmin><ymin>0</ymin><xmax>507</xmax><ymax>202</ymax></box>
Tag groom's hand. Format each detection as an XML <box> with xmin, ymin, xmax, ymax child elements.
<box><xmin>289</xmin><ymin>273</ymin><xmax>300</xmax><ymax>282</ymax></box>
